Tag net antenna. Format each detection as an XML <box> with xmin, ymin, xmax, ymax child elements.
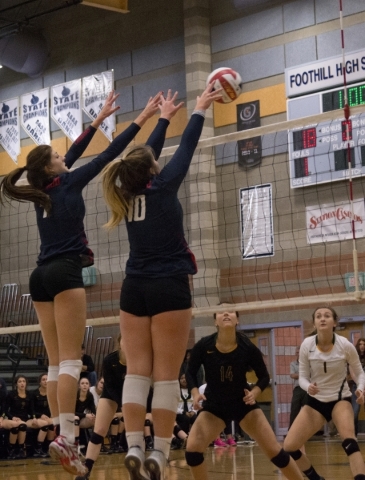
<box><xmin>339</xmin><ymin>0</ymin><xmax>361</xmax><ymax>298</ymax></box>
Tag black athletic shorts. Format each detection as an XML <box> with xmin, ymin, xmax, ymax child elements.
<box><xmin>100</xmin><ymin>384</ymin><xmax>122</xmax><ymax>411</ymax></box>
<box><xmin>29</xmin><ymin>255</ymin><xmax>84</xmax><ymax>302</ymax></box>
<box><xmin>305</xmin><ymin>395</ymin><xmax>352</xmax><ymax>422</ymax></box>
<box><xmin>201</xmin><ymin>400</ymin><xmax>260</xmax><ymax>426</ymax></box>
<box><xmin>120</xmin><ymin>274</ymin><xmax>192</xmax><ymax>317</ymax></box>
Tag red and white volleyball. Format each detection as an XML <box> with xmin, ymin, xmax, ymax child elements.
<box><xmin>206</xmin><ymin>67</ymin><xmax>242</xmax><ymax>104</ymax></box>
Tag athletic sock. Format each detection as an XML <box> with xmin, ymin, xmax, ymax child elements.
<box><xmin>154</xmin><ymin>436</ymin><xmax>171</xmax><ymax>459</ymax></box>
<box><xmin>303</xmin><ymin>466</ymin><xmax>321</xmax><ymax>480</ymax></box>
<box><xmin>59</xmin><ymin>413</ymin><xmax>75</xmax><ymax>444</ymax></box>
<box><xmin>126</xmin><ymin>431</ymin><xmax>145</xmax><ymax>451</ymax></box>
<box><xmin>85</xmin><ymin>458</ymin><xmax>94</xmax><ymax>473</ymax></box>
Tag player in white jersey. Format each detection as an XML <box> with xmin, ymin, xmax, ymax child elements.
<box><xmin>284</xmin><ymin>307</ymin><xmax>365</xmax><ymax>480</ymax></box>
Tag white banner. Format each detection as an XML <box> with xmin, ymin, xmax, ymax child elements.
<box><xmin>285</xmin><ymin>48</ymin><xmax>365</xmax><ymax>98</ymax></box>
<box><xmin>306</xmin><ymin>199</ymin><xmax>365</xmax><ymax>244</ymax></box>
<box><xmin>240</xmin><ymin>183</ymin><xmax>274</xmax><ymax>259</ymax></box>
<box><xmin>21</xmin><ymin>88</ymin><xmax>50</xmax><ymax>145</ymax></box>
<box><xmin>51</xmin><ymin>79</ymin><xmax>82</xmax><ymax>142</ymax></box>
<box><xmin>82</xmin><ymin>70</ymin><xmax>115</xmax><ymax>141</ymax></box>
<box><xmin>0</xmin><ymin>97</ymin><xmax>20</xmax><ymax>164</ymax></box>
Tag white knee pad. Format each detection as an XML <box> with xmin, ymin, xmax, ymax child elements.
<box><xmin>152</xmin><ymin>380</ymin><xmax>180</xmax><ymax>413</ymax></box>
<box><xmin>59</xmin><ymin>359</ymin><xmax>82</xmax><ymax>381</ymax></box>
<box><xmin>122</xmin><ymin>375</ymin><xmax>151</xmax><ymax>407</ymax></box>
<box><xmin>47</xmin><ymin>365</ymin><xmax>59</xmax><ymax>382</ymax></box>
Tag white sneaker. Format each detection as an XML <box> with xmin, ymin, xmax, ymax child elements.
<box><xmin>49</xmin><ymin>435</ymin><xmax>87</xmax><ymax>476</ymax></box>
<box><xmin>144</xmin><ymin>449</ymin><xmax>166</xmax><ymax>480</ymax></box>
<box><xmin>124</xmin><ymin>446</ymin><xmax>150</xmax><ymax>480</ymax></box>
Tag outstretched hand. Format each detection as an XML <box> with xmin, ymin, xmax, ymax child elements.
<box><xmin>194</xmin><ymin>82</ymin><xmax>223</xmax><ymax>111</ymax></box>
<box><xmin>93</xmin><ymin>90</ymin><xmax>120</xmax><ymax>126</ymax></box>
<box><xmin>142</xmin><ymin>91</ymin><xmax>163</xmax><ymax>118</ymax></box>
<box><xmin>159</xmin><ymin>89</ymin><xmax>184</xmax><ymax>121</ymax></box>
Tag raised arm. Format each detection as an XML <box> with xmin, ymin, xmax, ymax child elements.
<box><xmin>65</xmin><ymin>91</ymin><xmax>121</xmax><ymax>169</ymax></box>
<box><xmin>68</xmin><ymin>92</ymin><xmax>162</xmax><ymax>189</ymax></box>
<box><xmin>146</xmin><ymin>90</ymin><xmax>184</xmax><ymax>159</ymax></box>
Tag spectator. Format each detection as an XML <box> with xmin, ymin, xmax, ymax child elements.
<box><xmin>5</xmin><ymin>375</ymin><xmax>48</xmax><ymax>459</ymax></box>
<box><xmin>75</xmin><ymin>377</ymin><xmax>96</xmax><ymax>448</ymax></box>
<box><xmin>81</xmin><ymin>345</ymin><xmax>97</xmax><ymax>387</ymax></box>
<box><xmin>31</xmin><ymin>373</ymin><xmax>56</xmax><ymax>457</ymax></box>
<box><xmin>90</xmin><ymin>377</ymin><xmax>104</xmax><ymax>409</ymax></box>
<box><xmin>349</xmin><ymin>338</ymin><xmax>365</xmax><ymax>436</ymax></box>
<box><xmin>176</xmin><ymin>373</ymin><xmax>196</xmax><ymax>435</ymax></box>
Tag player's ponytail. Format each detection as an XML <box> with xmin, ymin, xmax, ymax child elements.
<box><xmin>0</xmin><ymin>144</ymin><xmax>53</xmax><ymax>213</ymax></box>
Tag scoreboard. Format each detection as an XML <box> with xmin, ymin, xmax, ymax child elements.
<box><xmin>288</xmin><ymin>81</ymin><xmax>365</xmax><ymax>189</ymax></box>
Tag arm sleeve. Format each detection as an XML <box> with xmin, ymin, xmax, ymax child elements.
<box><xmin>347</xmin><ymin>343</ymin><xmax>365</xmax><ymax>391</ymax></box>
<box><xmin>145</xmin><ymin>118</ymin><xmax>170</xmax><ymax>159</ymax></box>
<box><xmin>65</xmin><ymin>126</ymin><xmax>97</xmax><ymax>169</ymax></box>
<box><xmin>249</xmin><ymin>344</ymin><xmax>270</xmax><ymax>391</ymax></box>
<box><xmin>299</xmin><ymin>341</ymin><xmax>311</xmax><ymax>392</ymax></box>
<box><xmin>67</xmin><ymin>122</ymin><xmax>141</xmax><ymax>190</ymax></box>
<box><xmin>156</xmin><ymin>113</ymin><xmax>205</xmax><ymax>192</ymax></box>
<box><xmin>186</xmin><ymin>341</ymin><xmax>205</xmax><ymax>391</ymax></box>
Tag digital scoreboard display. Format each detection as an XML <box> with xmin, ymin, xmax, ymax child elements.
<box><xmin>288</xmin><ymin>80</ymin><xmax>365</xmax><ymax>188</ymax></box>
<box><xmin>289</xmin><ymin>114</ymin><xmax>365</xmax><ymax>188</ymax></box>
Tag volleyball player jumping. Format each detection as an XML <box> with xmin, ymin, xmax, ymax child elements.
<box><xmin>0</xmin><ymin>90</ymin><xmax>163</xmax><ymax>476</ymax></box>
<box><xmin>101</xmin><ymin>84</ymin><xmax>222</xmax><ymax>480</ymax></box>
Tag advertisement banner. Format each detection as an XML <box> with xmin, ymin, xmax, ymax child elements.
<box><xmin>0</xmin><ymin>97</ymin><xmax>20</xmax><ymax>163</ymax></box>
<box><xmin>21</xmin><ymin>88</ymin><xmax>50</xmax><ymax>145</ymax></box>
<box><xmin>306</xmin><ymin>199</ymin><xmax>365</xmax><ymax>244</ymax></box>
<box><xmin>237</xmin><ymin>100</ymin><xmax>262</xmax><ymax>169</ymax></box>
<box><xmin>51</xmin><ymin>79</ymin><xmax>83</xmax><ymax>142</ymax></box>
<box><xmin>82</xmin><ymin>70</ymin><xmax>115</xmax><ymax>141</ymax></box>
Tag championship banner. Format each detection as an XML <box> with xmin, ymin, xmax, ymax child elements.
<box><xmin>0</xmin><ymin>97</ymin><xmax>20</xmax><ymax>164</ymax></box>
<box><xmin>306</xmin><ymin>200</ymin><xmax>365</xmax><ymax>244</ymax></box>
<box><xmin>21</xmin><ymin>88</ymin><xmax>50</xmax><ymax>145</ymax></box>
<box><xmin>237</xmin><ymin>100</ymin><xmax>262</xmax><ymax>169</ymax></box>
<box><xmin>82</xmin><ymin>70</ymin><xmax>115</xmax><ymax>141</ymax></box>
<box><xmin>51</xmin><ymin>79</ymin><xmax>82</xmax><ymax>142</ymax></box>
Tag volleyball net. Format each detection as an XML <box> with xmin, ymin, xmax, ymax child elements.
<box><xmin>1</xmin><ymin>104</ymin><xmax>365</xmax><ymax>337</ymax></box>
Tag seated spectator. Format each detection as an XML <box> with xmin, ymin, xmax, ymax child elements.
<box><xmin>31</xmin><ymin>373</ymin><xmax>56</xmax><ymax>457</ymax></box>
<box><xmin>90</xmin><ymin>378</ymin><xmax>104</xmax><ymax>409</ymax></box>
<box><xmin>5</xmin><ymin>375</ymin><xmax>48</xmax><ymax>459</ymax></box>
<box><xmin>81</xmin><ymin>344</ymin><xmax>97</xmax><ymax>387</ymax></box>
<box><xmin>75</xmin><ymin>378</ymin><xmax>96</xmax><ymax>448</ymax></box>
<box><xmin>176</xmin><ymin>373</ymin><xmax>196</xmax><ymax>435</ymax></box>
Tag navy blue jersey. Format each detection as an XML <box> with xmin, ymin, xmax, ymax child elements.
<box><xmin>186</xmin><ymin>332</ymin><xmax>270</xmax><ymax>407</ymax></box>
<box><xmin>36</xmin><ymin>119</ymin><xmax>169</xmax><ymax>266</ymax></box>
<box><xmin>125</xmin><ymin>113</ymin><xmax>205</xmax><ymax>277</ymax></box>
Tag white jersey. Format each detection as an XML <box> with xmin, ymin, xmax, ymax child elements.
<box><xmin>299</xmin><ymin>333</ymin><xmax>365</xmax><ymax>403</ymax></box>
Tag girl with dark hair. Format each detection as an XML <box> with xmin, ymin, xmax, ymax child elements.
<box><xmin>101</xmin><ymin>85</ymin><xmax>222</xmax><ymax>480</ymax></box>
<box><xmin>284</xmin><ymin>306</ymin><xmax>365</xmax><ymax>480</ymax></box>
<box><xmin>5</xmin><ymin>375</ymin><xmax>48</xmax><ymax>459</ymax></box>
<box><xmin>185</xmin><ymin>306</ymin><xmax>304</xmax><ymax>480</ymax></box>
<box><xmin>0</xmin><ymin>90</ymin><xmax>163</xmax><ymax>475</ymax></box>
<box><xmin>31</xmin><ymin>372</ymin><xmax>55</xmax><ymax>457</ymax></box>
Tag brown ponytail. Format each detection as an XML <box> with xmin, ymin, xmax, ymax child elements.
<box><xmin>0</xmin><ymin>145</ymin><xmax>53</xmax><ymax>213</ymax></box>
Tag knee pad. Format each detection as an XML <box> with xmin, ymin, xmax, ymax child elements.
<box><xmin>59</xmin><ymin>359</ymin><xmax>82</xmax><ymax>381</ymax></box>
<box><xmin>18</xmin><ymin>423</ymin><xmax>27</xmax><ymax>432</ymax></box>
<box><xmin>173</xmin><ymin>425</ymin><xmax>182</xmax><ymax>437</ymax></box>
<box><xmin>185</xmin><ymin>451</ymin><xmax>204</xmax><ymax>467</ymax></box>
<box><xmin>10</xmin><ymin>427</ymin><xmax>19</xmax><ymax>434</ymax></box>
<box><xmin>271</xmin><ymin>449</ymin><xmax>290</xmax><ymax>469</ymax></box>
<box><xmin>111</xmin><ymin>417</ymin><xmax>119</xmax><ymax>425</ymax></box>
<box><xmin>144</xmin><ymin>419</ymin><xmax>151</xmax><ymax>427</ymax></box>
<box><xmin>288</xmin><ymin>450</ymin><xmax>302</xmax><ymax>461</ymax></box>
<box><xmin>342</xmin><ymin>438</ymin><xmax>360</xmax><ymax>456</ymax></box>
<box><xmin>74</xmin><ymin>418</ymin><xmax>80</xmax><ymax>426</ymax></box>
<box><xmin>47</xmin><ymin>365</ymin><xmax>59</xmax><ymax>382</ymax></box>
<box><xmin>152</xmin><ymin>380</ymin><xmax>180</xmax><ymax>413</ymax></box>
<box><xmin>90</xmin><ymin>432</ymin><xmax>104</xmax><ymax>445</ymax></box>
<box><xmin>41</xmin><ymin>425</ymin><xmax>49</xmax><ymax>432</ymax></box>
<box><xmin>122</xmin><ymin>375</ymin><xmax>151</xmax><ymax>407</ymax></box>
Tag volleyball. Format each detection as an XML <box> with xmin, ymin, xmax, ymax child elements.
<box><xmin>206</xmin><ymin>67</ymin><xmax>242</xmax><ymax>103</ymax></box>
